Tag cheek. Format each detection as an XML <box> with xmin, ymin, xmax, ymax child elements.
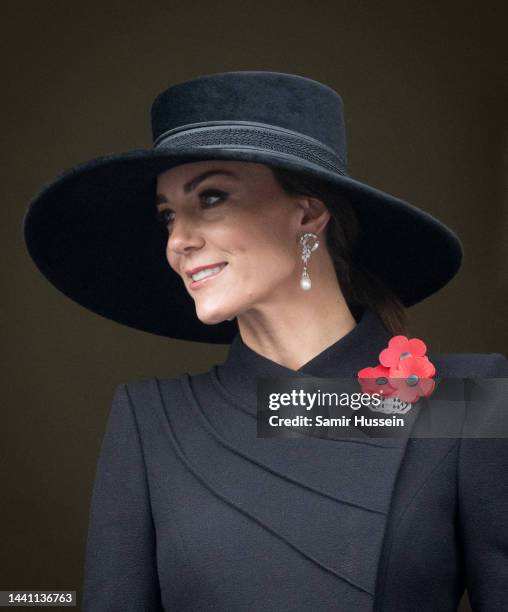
<box><xmin>166</xmin><ymin>249</ymin><xmax>179</xmax><ymax>272</ymax></box>
<box><xmin>232</xmin><ymin>210</ymin><xmax>295</xmax><ymax>257</ymax></box>
<box><xmin>232</xmin><ymin>237</ymin><xmax>297</xmax><ymax>289</ymax></box>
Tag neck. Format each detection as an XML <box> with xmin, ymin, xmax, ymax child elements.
<box><xmin>235</xmin><ymin>262</ymin><xmax>357</xmax><ymax>371</ymax></box>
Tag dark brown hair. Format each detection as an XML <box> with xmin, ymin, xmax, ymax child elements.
<box><xmin>269</xmin><ymin>165</ymin><xmax>408</xmax><ymax>336</ymax></box>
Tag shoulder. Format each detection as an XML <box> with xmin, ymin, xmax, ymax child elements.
<box><xmin>118</xmin><ymin>374</ymin><xmax>184</xmax><ymax>395</ymax></box>
<box><xmin>118</xmin><ymin>372</ymin><xmax>201</xmax><ymax>410</ymax></box>
<box><xmin>112</xmin><ymin>375</ymin><xmax>185</xmax><ymax>418</ymax></box>
<box><xmin>427</xmin><ymin>352</ymin><xmax>508</xmax><ymax>377</ymax></box>
<box><xmin>107</xmin><ymin>376</ymin><xmax>194</xmax><ymax>448</ymax></box>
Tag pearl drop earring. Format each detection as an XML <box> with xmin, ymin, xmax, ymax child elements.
<box><xmin>299</xmin><ymin>232</ymin><xmax>319</xmax><ymax>290</ymax></box>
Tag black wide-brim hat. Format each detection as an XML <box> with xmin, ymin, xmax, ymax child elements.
<box><xmin>22</xmin><ymin>71</ymin><xmax>463</xmax><ymax>344</ymax></box>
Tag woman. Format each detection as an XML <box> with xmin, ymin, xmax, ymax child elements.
<box><xmin>23</xmin><ymin>71</ymin><xmax>507</xmax><ymax>611</ymax></box>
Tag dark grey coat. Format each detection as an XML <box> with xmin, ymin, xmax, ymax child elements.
<box><xmin>81</xmin><ymin>310</ymin><xmax>508</xmax><ymax>611</ymax></box>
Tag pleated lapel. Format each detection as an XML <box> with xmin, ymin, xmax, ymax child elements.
<box><xmin>152</xmin><ymin>374</ymin><xmax>422</xmax><ymax>600</ymax></box>
<box><xmin>148</xmin><ymin>309</ymin><xmax>423</xmax><ymax>601</ymax></box>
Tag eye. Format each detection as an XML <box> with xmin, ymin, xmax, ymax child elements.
<box><xmin>154</xmin><ymin>189</ymin><xmax>227</xmax><ymax>229</ymax></box>
<box><xmin>154</xmin><ymin>208</ymin><xmax>174</xmax><ymax>227</ymax></box>
<box><xmin>199</xmin><ymin>189</ymin><xmax>228</xmax><ymax>207</ymax></box>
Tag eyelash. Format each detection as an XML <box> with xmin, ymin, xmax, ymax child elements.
<box><xmin>155</xmin><ymin>189</ymin><xmax>227</xmax><ymax>227</ymax></box>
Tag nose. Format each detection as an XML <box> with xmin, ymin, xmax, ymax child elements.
<box><xmin>166</xmin><ymin>214</ymin><xmax>205</xmax><ymax>258</ymax></box>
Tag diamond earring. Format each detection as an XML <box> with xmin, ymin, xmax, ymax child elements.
<box><xmin>299</xmin><ymin>232</ymin><xmax>319</xmax><ymax>290</ymax></box>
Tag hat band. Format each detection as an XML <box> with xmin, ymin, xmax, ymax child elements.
<box><xmin>152</xmin><ymin>120</ymin><xmax>347</xmax><ymax>176</ymax></box>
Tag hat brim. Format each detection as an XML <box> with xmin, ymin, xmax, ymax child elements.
<box><xmin>22</xmin><ymin>146</ymin><xmax>463</xmax><ymax>343</ymax></box>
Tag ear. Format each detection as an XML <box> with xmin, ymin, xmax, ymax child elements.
<box><xmin>297</xmin><ymin>197</ymin><xmax>331</xmax><ymax>235</ymax></box>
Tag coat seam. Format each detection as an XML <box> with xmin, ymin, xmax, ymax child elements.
<box><xmin>124</xmin><ymin>381</ymin><xmax>201</xmax><ymax>605</ymax></box>
<box><xmin>375</xmin><ymin>440</ymin><xmax>460</xmax><ymax>611</ymax></box>
<box><xmin>149</xmin><ymin>378</ymin><xmax>217</xmax><ymax>594</ymax></box>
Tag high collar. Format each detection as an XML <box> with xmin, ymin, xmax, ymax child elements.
<box><xmin>215</xmin><ymin>307</ymin><xmax>392</xmax><ymax>407</ymax></box>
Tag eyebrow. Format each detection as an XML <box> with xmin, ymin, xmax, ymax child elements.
<box><xmin>155</xmin><ymin>169</ymin><xmax>238</xmax><ymax>206</ymax></box>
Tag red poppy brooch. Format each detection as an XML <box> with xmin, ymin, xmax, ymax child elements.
<box><xmin>357</xmin><ymin>335</ymin><xmax>436</xmax><ymax>403</ymax></box>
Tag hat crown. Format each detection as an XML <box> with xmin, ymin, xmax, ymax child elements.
<box><xmin>150</xmin><ymin>71</ymin><xmax>347</xmax><ymax>166</ymax></box>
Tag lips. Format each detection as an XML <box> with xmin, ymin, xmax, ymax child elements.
<box><xmin>185</xmin><ymin>261</ymin><xmax>228</xmax><ymax>278</ymax></box>
<box><xmin>189</xmin><ymin>263</ymin><xmax>228</xmax><ymax>288</ymax></box>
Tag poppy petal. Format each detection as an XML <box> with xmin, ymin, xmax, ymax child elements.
<box><xmin>407</xmin><ymin>337</ymin><xmax>427</xmax><ymax>357</ymax></box>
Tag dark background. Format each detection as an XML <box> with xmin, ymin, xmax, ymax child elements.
<box><xmin>3</xmin><ymin>2</ymin><xmax>507</xmax><ymax>610</ymax></box>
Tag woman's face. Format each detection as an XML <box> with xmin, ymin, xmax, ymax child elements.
<box><xmin>155</xmin><ymin>160</ymin><xmax>325</xmax><ymax>325</ymax></box>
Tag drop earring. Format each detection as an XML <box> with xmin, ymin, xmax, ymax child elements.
<box><xmin>299</xmin><ymin>232</ymin><xmax>319</xmax><ymax>290</ymax></box>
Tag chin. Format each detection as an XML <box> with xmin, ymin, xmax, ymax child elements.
<box><xmin>196</xmin><ymin>308</ymin><xmax>234</xmax><ymax>326</ymax></box>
